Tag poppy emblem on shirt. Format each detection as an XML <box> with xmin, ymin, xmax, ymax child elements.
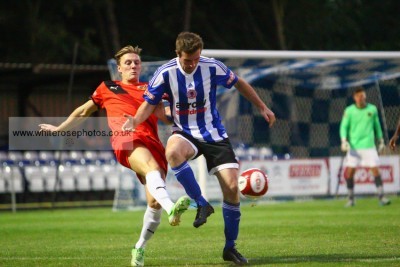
<box><xmin>187</xmin><ymin>89</ymin><xmax>197</xmax><ymax>99</ymax></box>
<box><xmin>137</xmin><ymin>85</ymin><xmax>147</xmax><ymax>91</ymax></box>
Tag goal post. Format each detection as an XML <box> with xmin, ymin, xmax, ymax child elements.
<box><xmin>202</xmin><ymin>49</ymin><xmax>400</xmax><ymax>59</ymax></box>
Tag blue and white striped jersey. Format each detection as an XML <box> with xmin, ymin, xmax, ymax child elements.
<box><xmin>144</xmin><ymin>56</ymin><xmax>238</xmax><ymax>142</ymax></box>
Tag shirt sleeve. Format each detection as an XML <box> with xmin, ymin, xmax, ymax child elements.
<box><xmin>90</xmin><ymin>83</ymin><xmax>104</xmax><ymax>109</ymax></box>
<box><xmin>144</xmin><ymin>69</ymin><xmax>166</xmax><ymax>105</ymax></box>
<box><xmin>214</xmin><ymin>60</ymin><xmax>238</xmax><ymax>89</ymax></box>
<box><xmin>340</xmin><ymin>108</ymin><xmax>350</xmax><ymax>140</ymax></box>
<box><xmin>373</xmin><ymin>106</ymin><xmax>383</xmax><ymax>139</ymax></box>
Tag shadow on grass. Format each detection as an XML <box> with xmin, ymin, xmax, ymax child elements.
<box><xmin>249</xmin><ymin>254</ymin><xmax>400</xmax><ymax>265</ymax></box>
<box><xmin>146</xmin><ymin>254</ymin><xmax>400</xmax><ymax>266</ymax></box>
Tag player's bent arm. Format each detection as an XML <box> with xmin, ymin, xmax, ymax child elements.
<box><xmin>39</xmin><ymin>100</ymin><xmax>98</xmax><ymax>132</ymax></box>
<box><xmin>234</xmin><ymin>77</ymin><xmax>276</xmax><ymax>127</ymax></box>
<box><xmin>154</xmin><ymin>103</ymin><xmax>173</xmax><ymax>125</ymax></box>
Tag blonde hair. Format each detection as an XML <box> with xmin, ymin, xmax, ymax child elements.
<box><xmin>175</xmin><ymin>32</ymin><xmax>203</xmax><ymax>56</ymax></box>
<box><xmin>114</xmin><ymin>45</ymin><xmax>142</xmax><ymax>65</ymax></box>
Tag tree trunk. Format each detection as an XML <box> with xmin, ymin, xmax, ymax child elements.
<box><xmin>94</xmin><ymin>5</ymin><xmax>112</xmax><ymax>59</ymax></box>
<box><xmin>272</xmin><ymin>0</ymin><xmax>287</xmax><ymax>50</ymax></box>
<box><xmin>105</xmin><ymin>0</ymin><xmax>121</xmax><ymax>52</ymax></box>
<box><xmin>183</xmin><ymin>0</ymin><xmax>192</xmax><ymax>31</ymax></box>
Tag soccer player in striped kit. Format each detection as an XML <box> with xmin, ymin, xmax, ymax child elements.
<box><xmin>123</xmin><ymin>32</ymin><xmax>275</xmax><ymax>265</ymax></box>
<box><xmin>340</xmin><ymin>87</ymin><xmax>391</xmax><ymax>207</ymax></box>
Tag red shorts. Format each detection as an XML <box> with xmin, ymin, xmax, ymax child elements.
<box><xmin>112</xmin><ymin>134</ymin><xmax>167</xmax><ymax>184</ymax></box>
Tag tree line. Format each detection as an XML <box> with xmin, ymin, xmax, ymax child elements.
<box><xmin>1</xmin><ymin>0</ymin><xmax>399</xmax><ymax>64</ymax></box>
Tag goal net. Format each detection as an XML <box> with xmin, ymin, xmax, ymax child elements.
<box><xmin>202</xmin><ymin>50</ymin><xmax>400</xmax><ymax>199</ymax></box>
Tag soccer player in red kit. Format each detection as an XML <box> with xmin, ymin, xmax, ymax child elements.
<box><xmin>39</xmin><ymin>45</ymin><xmax>190</xmax><ymax>267</ymax></box>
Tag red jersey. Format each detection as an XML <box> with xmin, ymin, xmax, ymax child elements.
<box><xmin>91</xmin><ymin>80</ymin><xmax>159</xmax><ymax>140</ymax></box>
<box><xmin>90</xmin><ymin>80</ymin><xmax>167</xmax><ymax>181</ymax></box>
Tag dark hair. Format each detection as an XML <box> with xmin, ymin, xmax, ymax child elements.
<box><xmin>175</xmin><ymin>32</ymin><xmax>204</xmax><ymax>56</ymax></box>
<box><xmin>353</xmin><ymin>87</ymin><xmax>365</xmax><ymax>95</ymax></box>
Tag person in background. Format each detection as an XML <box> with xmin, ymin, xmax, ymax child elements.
<box><xmin>340</xmin><ymin>87</ymin><xmax>390</xmax><ymax>207</ymax></box>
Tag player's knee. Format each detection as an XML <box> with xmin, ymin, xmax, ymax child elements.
<box><xmin>222</xmin><ymin>181</ymin><xmax>239</xmax><ymax>197</ymax></box>
<box><xmin>166</xmin><ymin>148</ymin><xmax>185</xmax><ymax>166</ymax></box>
<box><xmin>140</xmin><ymin>162</ymin><xmax>162</xmax><ymax>176</ymax></box>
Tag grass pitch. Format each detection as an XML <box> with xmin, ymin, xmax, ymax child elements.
<box><xmin>0</xmin><ymin>197</ymin><xmax>399</xmax><ymax>267</ymax></box>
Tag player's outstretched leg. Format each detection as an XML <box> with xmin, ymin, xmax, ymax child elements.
<box><xmin>131</xmin><ymin>206</ymin><xmax>161</xmax><ymax>267</ymax></box>
<box><xmin>168</xmin><ymin>195</ymin><xmax>191</xmax><ymax>226</ymax></box>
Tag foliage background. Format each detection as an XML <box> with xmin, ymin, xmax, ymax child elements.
<box><xmin>1</xmin><ymin>0</ymin><xmax>400</xmax><ymax>64</ymax></box>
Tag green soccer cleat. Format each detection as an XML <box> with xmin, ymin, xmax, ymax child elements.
<box><xmin>169</xmin><ymin>196</ymin><xmax>191</xmax><ymax>226</ymax></box>
<box><xmin>131</xmin><ymin>247</ymin><xmax>145</xmax><ymax>267</ymax></box>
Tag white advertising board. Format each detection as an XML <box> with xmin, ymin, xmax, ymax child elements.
<box><xmin>329</xmin><ymin>156</ymin><xmax>400</xmax><ymax>195</ymax></box>
<box><xmin>239</xmin><ymin>159</ymin><xmax>330</xmax><ymax>197</ymax></box>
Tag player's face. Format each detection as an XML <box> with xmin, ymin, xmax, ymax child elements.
<box><xmin>353</xmin><ymin>91</ymin><xmax>367</xmax><ymax>108</ymax></box>
<box><xmin>118</xmin><ymin>53</ymin><xmax>141</xmax><ymax>84</ymax></box>
<box><xmin>178</xmin><ymin>49</ymin><xmax>201</xmax><ymax>74</ymax></box>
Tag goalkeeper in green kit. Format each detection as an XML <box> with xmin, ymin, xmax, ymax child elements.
<box><xmin>339</xmin><ymin>87</ymin><xmax>391</xmax><ymax>207</ymax></box>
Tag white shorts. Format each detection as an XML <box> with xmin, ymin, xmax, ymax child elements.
<box><xmin>345</xmin><ymin>148</ymin><xmax>379</xmax><ymax>168</ymax></box>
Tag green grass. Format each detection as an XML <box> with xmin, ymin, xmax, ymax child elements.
<box><xmin>0</xmin><ymin>197</ymin><xmax>399</xmax><ymax>267</ymax></box>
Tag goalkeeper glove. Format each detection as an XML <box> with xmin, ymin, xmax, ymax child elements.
<box><xmin>378</xmin><ymin>138</ymin><xmax>385</xmax><ymax>153</ymax></box>
<box><xmin>341</xmin><ymin>139</ymin><xmax>350</xmax><ymax>152</ymax></box>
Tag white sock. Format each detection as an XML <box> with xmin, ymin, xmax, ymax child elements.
<box><xmin>135</xmin><ymin>206</ymin><xmax>162</xmax><ymax>249</ymax></box>
<box><xmin>146</xmin><ymin>170</ymin><xmax>174</xmax><ymax>214</ymax></box>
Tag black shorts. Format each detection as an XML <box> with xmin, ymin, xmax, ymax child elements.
<box><xmin>172</xmin><ymin>131</ymin><xmax>239</xmax><ymax>175</ymax></box>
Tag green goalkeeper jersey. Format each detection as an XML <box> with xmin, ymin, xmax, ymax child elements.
<box><xmin>340</xmin><ymin>103</ymin><xmax>383</xmax><ymax>149</ymax></box>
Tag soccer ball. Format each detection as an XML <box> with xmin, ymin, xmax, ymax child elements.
<box><xmin>238</xmin><ymin>168</ymin><xmax>269</xmax><ymax>199</ymax></box>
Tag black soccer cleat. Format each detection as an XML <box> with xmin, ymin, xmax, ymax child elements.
<box><xmin>223</xmin><ymin>246</ymin><xmax>248</xmax><ymax>265</ymax></box>
<box><xmin>193</xmin><ymin>204</ymin><xmax>214</xmax><ymax>228</ymax></box>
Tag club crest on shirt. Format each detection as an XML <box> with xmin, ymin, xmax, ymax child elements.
<box><xmin>137</xmin><ymin>84</ymin><xmax>148</xmax><ymax>91</ymax></box>
<box><xmin>368</xmin><ymin>112</ymin><xmax>372</xmax><ymax>117</ymax></box>
<box><xmin>187</xmin><ymin>89</ymin><xmax>197</xmax><ymax>99</ymax></box>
